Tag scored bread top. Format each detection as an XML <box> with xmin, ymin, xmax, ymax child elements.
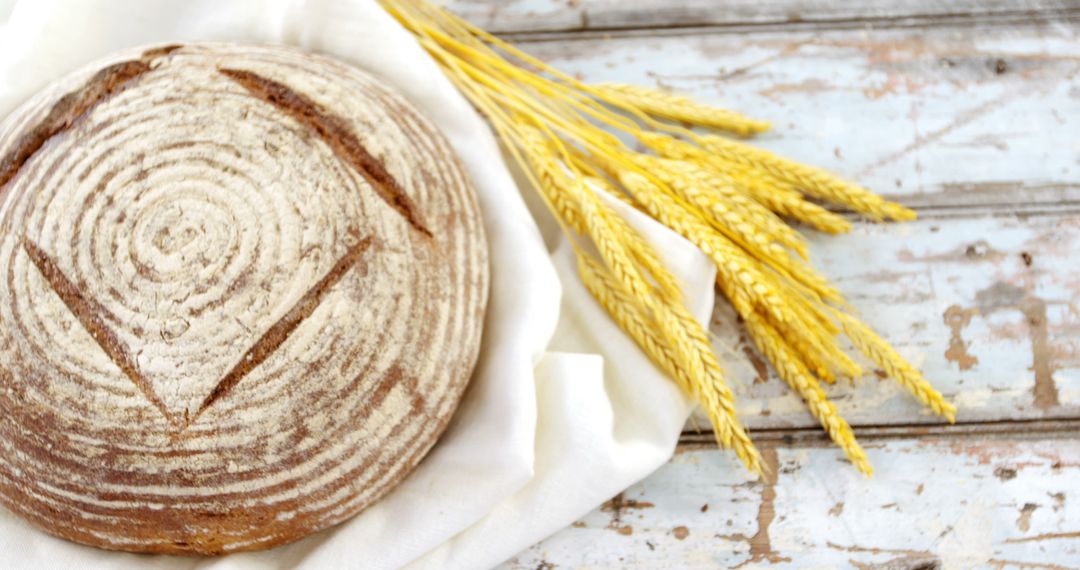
<box><xmin>0</xmin><ymin>43</ymin><xmax>488</xmax><ymax>555</ymax></box>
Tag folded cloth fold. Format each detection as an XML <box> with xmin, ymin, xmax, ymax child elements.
<box><xmin>0</xmin><ymin>1</ymin><xmax>715</xmax><ymax>567</ymax></box>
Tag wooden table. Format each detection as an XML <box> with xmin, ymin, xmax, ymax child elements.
<box><xmin>447</xmin><ymin>1</ymin><xmax>1080</xmax><ymax>567</ymax></box>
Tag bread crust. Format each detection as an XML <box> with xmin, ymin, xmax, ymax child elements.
<box><xmin>0</xmin><ymin>43</ymin><xmax>489</xmax><ymax>555</ymax></box>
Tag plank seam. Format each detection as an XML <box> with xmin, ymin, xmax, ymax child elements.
<box><xmin>492</xmin><ymin>9</ymin><xmax>1080</xmax><ymax>41</ymax></box>
<box><xmin>679</xmin><ymin>417</ymin><xmax>1080</xmax><ymax>447</ymax></box>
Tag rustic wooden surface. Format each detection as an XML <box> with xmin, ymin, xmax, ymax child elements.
<box><xmin>448</xmin><ymin>0</ymin><xmax>1078</xmax><ymax>34</ymax></box>
<box><xmin>505</xmin><ymin>425</ymin><xmax>1080</xmax><ymax>569</ymax></box>
<box><xmin>441</xmin><ymin>0</ymin><xmax>1080</xmax><ymax>567</ymax></box>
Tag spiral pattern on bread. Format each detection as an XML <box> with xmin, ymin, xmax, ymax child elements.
<box><xmin>0</xmin><ymin>43</ymin><xmax>488</xmax><ymax>554</ymax></box>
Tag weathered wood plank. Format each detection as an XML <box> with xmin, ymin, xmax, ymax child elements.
<box><xmin>500</xmin><ymin>23</ymin><xmax>1080</xmax><ymax>431</ymax></box>
<box><xmin>416</xmin><ymin>8</ymin><xmax>1080</xmax><ymax>436</ymax></box>
<box><xmin>501</xmin><ymin>432</ymin><xmax>1080</xmax><ymax>569</ymax></box>
<box><xmin>699</xmin><ymin>211</ymin><xmax>1080</xmax><ymax>432</ymax></box>
<box><xmin>447</xmin><ymin>5</ymin><xmax>1080</xmax><ymax>569</ymax></box>
<box><xmin>516</xmin><ymin>23</ymin><xmax>1079</xmax><ymax>209</ymax></box>
<box><xmin>445</xmin><ymin>0</ymin><xmax>1078</xmax><ymax>34</ymax></box>
<box><xmin>435</xmin><ymin>20</ymin><xmax>1079</xmax><ymax>430</ymax></box>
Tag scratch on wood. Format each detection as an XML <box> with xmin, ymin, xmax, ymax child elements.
<box><xmin>1004</xmin><ymin>530</ymin><xmax>1080</xmax><ymax>543</ymax></box>
<box><xmin>732</xmin><ymin>448</ymin><xmax>791</xmax><ymax>568</ymax></box>
<box><xmin>989</xmin><ymin>559</ymin><xmax>1074</xmax><ymax>570</ymax></box>
<box><xmin>975</xmin><ymin>282</ymin><xmax>1060</xmax><ymax>410</ymax></box>
<box><xmin>713</xmin><ymin>41</ymin><xmax>809</xmax><ymax>82</ymax></box>
<box><xmin>941</xmin><ymin>281</ymin><xmax>1060</xmax><ymax>410</ymax></box>
<box><xmin>1017</xmin><ymin>502</ymin><xmax>1039</xmax><ymax>532</ymax></box>
<box><xmin>943</xmin><ymin>305</ymin><xmax>978</xmax><ymax>370</ymax></box>
<box><xmin>827</xmin><ymin>542</ymin><xmax>936</xmax><ymax>557</ymax></box>
<box><xmin>994</xmin><ymin>466</ymin><xmax>1018</xmax><ymax>481</ymax></box>
<box><xmin>859</xmin><ymin>91</ymin><xmax>1025</xmax><ymax>177</ymax></box>
<box><xmin>898</xmin><ymin>240</ymin><xmax>1003</xmax><ymax>264</ymax></box>
<box><xmin>945</xmin><ymin>440</ymin><xmax>1024</xmax><ymax>466</ymax></box>
<box><xmin>601</xmin><ymin>492</ymin><xmax>653</xmax><ymax>536</ymax></box>
<box><xmin>863</xmin><ymin>70</ymin><xmax>927</xmax><ymax>101</ymax></box>
<box><xmin>758</xmin><ymin>78</ymin><xmax>833</xmax><ymax>101</ymax></box>
<box><xmin>852</xmin><ymin>555</ymin><xmax>942</xmax><ymax>570</ymax></box>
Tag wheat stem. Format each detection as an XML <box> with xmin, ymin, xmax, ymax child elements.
<box><xmin>745</xmin><ymin>311</ymin><xmax>873</xmax><ymax>475</ymax></box>
<box><xmin>380</xmin><ymin>0</ymin><xmax>955</xmax><ymax>478</ymax></box>
<box><xmin>593</xmin><ymin>82</ymin><xmax>771</xmax><ymax>136</ymax></box>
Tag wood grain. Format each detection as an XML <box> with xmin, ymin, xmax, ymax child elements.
<box><xmin>446</xmin><ymin>0</ymin><xmax>1079</xmax><ymax>566</ymax></box>
<box><xmin>502</xmin><ymin>432</ymin><xmax>1080</xmax><ymax>568</ymax></box>
<box><xmin>516</xmin><ymin>22</ymin><xmax>1079</xmax><ymax>210</ymax></box>
<box><xmin>446</xmin><ymin>0</ymin><xmax>1079</xmax><ymax>35</ymax></box>
<box><xmin>492</xmin><ymin>19</ymin><xmax>1080</xmax><ymax>432</ymax></box>
<box><xmin>701</xmin><ymin>212</ymin><xmax>1080</xmax><ymax>431</ymax></box>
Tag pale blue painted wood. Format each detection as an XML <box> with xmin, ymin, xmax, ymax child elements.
<box><xmin>501</xmin><ymin>436</ymin><xmax>1080</xmax><ymax>568</ymax></box>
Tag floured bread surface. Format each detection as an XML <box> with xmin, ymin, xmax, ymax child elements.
<box><xmin>0</xmin><ymin>43</ymin><xmax>488</xmax><ymax>554</ymax></box>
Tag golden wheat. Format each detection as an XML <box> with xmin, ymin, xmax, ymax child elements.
<box><xmin>745</xmin><ymin>311</ymin><xmax>873</xmax><ymax>475</ymax></box>
<box><xmin>521</xmin><ymin>127</ymin><xmax>688</xmax><ymax>301</ymax></box>
<box><xmin>642</xmin><ymin>132</ymin><xmax>856</xmax><ymax>234</ymax></box>
<box><xmin>517</xmin><ymin>126</ymin><xmax>588</xmax><ymax>233</ymax></box>
<box><xmin>644</xmin><ymin>157</ymin><xmax>795</xmax><ymax>260</ymax></box>
<box><xmin>744</xmin><ymin>183</ymin><xmax>854</xmax><ymax>234</ymax></box>
<box><xmin>837</xmin><ymin>312</ymin><xmax>957</xmax><ymax>422</ymax></box>
<box><xmin>593</xmin><ymin>82</ymin><xmax>771</xmax><ymax>136</ymax></box>
<box><xmin>699</xmin><ymin>134</ymin><xmax>917</xmax><ymax>222</ymax></box>
<box><xmin>652</xmin><ymin>157</ymin><xmax>810</xmax><ymax>256</ymax></box>
<box><xmin>618</xmin><ymin>171</ymin><xmax>791</xmax><ymax>325</ymax></box>
<box><xmin>381</xmin><ymin>0</ymin><xmax>955</xmax><ymax>477</ymax></box>
<box><xmin>576</xmin><ymin>253</ymin><xmax>763</xmax><ymax>472</ymax></box>
<box><xmin>527</xmin><ymin>122</ymin><xmax>769</xmax><ymax>472</ymax></box>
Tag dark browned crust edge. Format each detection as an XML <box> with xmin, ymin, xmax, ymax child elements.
<box><xmin>217</xmin><ymin>67</ymin><xmax>433</xmax><ymax>239</ymax></box>
<box><xmin>21</xmin><ymin>228</ymin><xmax>374</xmax><ymax>429</ymax></box>
<box><xmin>0</xmin><ymin>45</ymin><xmax>183</xmax><ymax>190</ymax></box>
<box><xmin>21</xmin><ymin>237</ymin><xmax>175</xmax><ymax>424</ymax></box>
<box><xmin>191</xmin><ymin>233</ymin><xmax>374</xmax><ymax>422</ymax></box>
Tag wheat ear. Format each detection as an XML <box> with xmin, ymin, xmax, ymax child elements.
<box><xmin>592</xmin><ymin>82</ymin><xmax>771</xmax><ymax>136</ymax></box>
<box><xmin>745</xmin><ymin>311</ymin><xmax>873</xmax><ymax>475</ymax></box>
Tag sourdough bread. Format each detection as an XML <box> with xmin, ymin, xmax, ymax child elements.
<box><xmin>0</xmin><ymin>43</ymin><xmax>488</xmax><ymax>555</ymax></box>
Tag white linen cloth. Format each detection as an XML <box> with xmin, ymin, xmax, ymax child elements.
<box><xmin>0</xmin><ymin>1</ymin><xmax>716</xmax><ymax>567</ymax></box>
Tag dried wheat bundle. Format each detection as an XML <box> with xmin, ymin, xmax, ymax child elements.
<box><xmin>381</xmin><ymin>0</ymin><xmax>955</xmax><ymax>475</ymax></box>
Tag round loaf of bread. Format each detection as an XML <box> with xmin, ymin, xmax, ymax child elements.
<box><xmin>0</xmin><ymin>43</ymin><xmax>488</xmax><ymax>554</ymax></box>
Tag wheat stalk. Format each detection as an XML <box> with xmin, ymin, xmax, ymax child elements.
<box><xmin>593</xmin><ymin>82</ymin><xmax>771</xmax><ymax>136</ymax></box>
<box><xmin>617</xmin><ymin>171</ymin><xmax>792</xmax><ymax>326</ymax></box>
<box><xmin>837</xmin><ymin>312</ymin><xmax>957</xmax><ymax>421</ymax></box>
<box><xmin>699</xmin><ymin>134</ymin><xmax>917</xmax><ymax>222</ymax></box>
<box><xmin>642</xmin><ymin>132</ymin><xmax>856</xmax><ymax>233</ymax></box>
<box><xmin>650</xmin><ymin>157</ymin><xmax>810</xmax><ymax>257</ymax></box>
<box><xmin>380</xmin><ymin>0</ymin><xmax>955</xmax><ymax>476</ymax></box>
<box><xmin>576</xmin><ymin>253</ymin><xmax>762</xmax><ymax>472</ymax></box>
<box><xmin>744</xmin><ymin>311</ymin><xmax>873</xmax><ymax>475</ymax></box>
